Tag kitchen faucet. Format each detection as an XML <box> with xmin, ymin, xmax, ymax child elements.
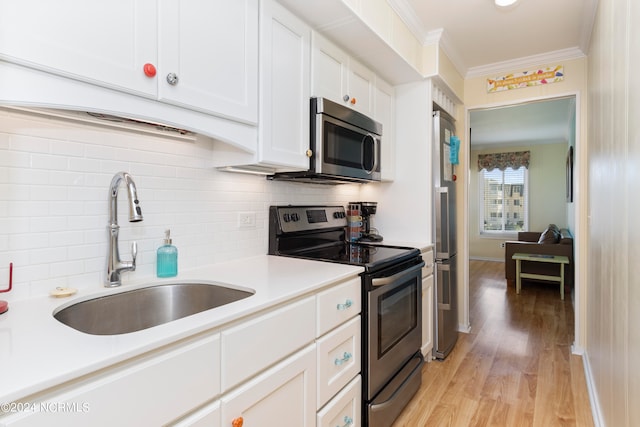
<box><xmin>106</xmin><ymin>172</ymin><xmax>143</xmax><ymax>287</ymax></box>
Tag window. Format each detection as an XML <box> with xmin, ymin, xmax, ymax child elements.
<box><xmin>479</xmin><ymin>166</ymin><xmax>528</xmax><ymax>234</ymax></box>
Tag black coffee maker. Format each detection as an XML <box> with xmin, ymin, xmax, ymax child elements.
<box><xmin>351</xmin><ymin>201</ymin><xmax>383</xmax><ymax>242</ymax></box>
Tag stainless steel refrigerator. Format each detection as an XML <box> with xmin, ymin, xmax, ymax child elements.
<box><xmin>432</xmin><ymin>109</ymin><xmax>458</xmax><ymax>360</ymax></box>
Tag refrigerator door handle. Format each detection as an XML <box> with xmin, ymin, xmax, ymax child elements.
<box><xmin>435</xmin><ymin>187</ymin><xmax>449</xmax><ymax>258</ymax></box>
<box><xmin>437</xmin><ymin>262</ymin><xmax>451</xmax><ymax>310</ymax></box>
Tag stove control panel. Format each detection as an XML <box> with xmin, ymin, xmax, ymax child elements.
<box><xmin>271</xmin><ymin>206</ymin><xmax>347</xmax><ymax>233</ymax></box>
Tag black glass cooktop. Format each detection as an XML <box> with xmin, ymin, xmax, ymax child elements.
<box><xmin>281</xmin><ymin>242</ymin><xmax>419</xmax><ymax>273</ymax></box>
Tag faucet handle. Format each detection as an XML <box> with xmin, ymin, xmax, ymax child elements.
<box><xmin>131</xmin><ymin>241</ymin><xmax>138</xmax><ymax>269</ymax></box>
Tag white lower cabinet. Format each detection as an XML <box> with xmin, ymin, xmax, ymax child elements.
<box><xmin>1</xmin><ymin>276</ymin><xmax>362</xmax><ymax>427</ymax></box>
<box><xmin>421</xmin><ymin>248</ymin><xmax>435</xmax><ymax>360</ymax></box>
<box><xmin>317</xmin><ymin>375</ymin><xmax>362</xmax><ymax>427</ymax></box>
<box><xmin>316</xmin><ymin>316</ymin><xmax>361</xmax><ymax>408</ymax></box>
<box><xmin>1</xmin><ymin>335</ymin><xmax>221</xmax><ymax>427</ymax></box>
<box><xmin>221</xmin><ymin>344</ymin><xmax>317</xmax><ymax>427</ymax></box>
<box><xmin>315</xmin><ymin>277</ymin><xmax>362</xmax><ymax>426</ymax></box>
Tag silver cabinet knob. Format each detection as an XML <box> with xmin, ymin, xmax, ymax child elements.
<box><xmin>343</xmin><ymin>94</ymin><xmax>350</xmax><ymax>102</ymax></box>
<box><xmin>166</xmin><ymin>73</ymin><xmax>179</xmax><ymax>86</ymax></box>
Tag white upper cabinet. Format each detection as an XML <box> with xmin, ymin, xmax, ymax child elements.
<box><xmin>212</xmin><ymin>0</ymin><xmax>311</xmax><ymax>172</ymax></box>
<box><xmin>312</xmin><ymin>33</ymin><xmax>350</xmax><ymax>104</ymax></box>
<box><xmin>347</xmin><ymin>59</ymin><xmax>375</xmax><ymax>117</ymax></box>
<box><xmin>158</xmin><ymin>0</ymin><xmax>258</xmax><ymax>124</ymax></box>
<box><xmin>312</xmin><ymin>32</ymin><xmax>396</xmax><ymax>180</ymax></box>
<box><xmin>0</xmin><ymin>0</ymin><xmax>259</xmax><ymax>125</ymax></box>
<box><xmin>311</xmin><ymin>33</ymin><xmax>374</xmax><ymax>117</ymax></box>
<box><xmin>258</xmin><ymin>0</ymin><xmax>311</xmax><ymax>169</ymax></box>
<box><xmin>0</xmin><ymin>0</ymin><xmax>158</xmax><ymax>97</ymax></box>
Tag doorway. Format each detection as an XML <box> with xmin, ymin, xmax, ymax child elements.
<box><xmin>463</xmin><ymin>94</ymin><xmax>583</xmax><ymax>351</ymax></box>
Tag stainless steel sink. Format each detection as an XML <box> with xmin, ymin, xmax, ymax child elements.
<box><xmin>53</xmin><ymin>282</ymin><xmax>255</xmax><ymax>335</ymax></box>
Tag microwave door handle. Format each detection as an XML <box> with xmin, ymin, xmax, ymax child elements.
<box><xmin>372</xmin><ymin>136</ymin><xmax>379</xmax><ymax>174</ymax></box>
<box><xmin>361</xmin><ymin>134</ymin><xmax>377</xmax><ymax>174</ymax></box>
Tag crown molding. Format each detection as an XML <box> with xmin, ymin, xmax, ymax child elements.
<box><xmin>465</xmin><ymin>47</ymin><xmax>586</xmax><ymax>79</ymax></box>
<box><xmin>424</xmin><ymin>28</ymin><xmax>442</xmax><ymax>45</ymax></box>
<box><xmin>386</xmin><ymin>0</ymin><xmax>429</xmax><ymax>42</ymax></box>
<box><xmin>435</xmin><ymin>30</ymin><xmax>468</xmax><ymax>78</ymax></box>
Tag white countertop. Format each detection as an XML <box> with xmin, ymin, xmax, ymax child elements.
<box><xmin>0</xmin><ymin>255</ymin><xmax>362</xmax><ymax>404</ymax></box>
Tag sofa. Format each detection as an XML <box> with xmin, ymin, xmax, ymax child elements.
<box><xmin>504</xmin><ymin>224</ymin><xmax>574</xmax><ymax>291</ymax></box>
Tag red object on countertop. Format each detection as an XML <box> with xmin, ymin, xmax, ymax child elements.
<box><xmin>1</xmin><ymin>262</ymin><xmax>12</xmax><ymax>293</ymax></box>
<box><xmin>1</xmin><ymin>262</ymin><xmax>12</xmax><ymax>314</ymax></box>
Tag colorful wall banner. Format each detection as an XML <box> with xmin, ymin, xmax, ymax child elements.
<box><xmin>487</xmin><ymin>65</ymin><xmax>564</xmax><ymax>92</ymax></box>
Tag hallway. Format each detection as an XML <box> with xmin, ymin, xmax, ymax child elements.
<box><xmin>392</xmin><ymin>260</ymin><xmax>593</xmax><ymax>426</ymax></box>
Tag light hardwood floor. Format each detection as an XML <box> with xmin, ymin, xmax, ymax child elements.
<box><xmin>392</xmin><ymin>260</ymin><xmax>593</xmax><ymax>427</ymax></box>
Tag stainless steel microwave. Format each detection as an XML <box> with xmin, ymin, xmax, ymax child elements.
<box><xmin>269</xmin><ymin>97</ymin><xmax>382</xmax><ymax>184</ymax></box>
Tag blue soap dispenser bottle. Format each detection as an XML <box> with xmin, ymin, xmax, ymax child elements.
<box><xmin>157</xmin><ymin>229</ymin><xmax>178</xmax><ymax>278</ymax></box>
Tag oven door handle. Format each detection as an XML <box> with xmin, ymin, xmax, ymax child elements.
<box><xmin>371</xmin><ymin>261</ymin><xmax>424</xmax><ymax>287</ymax></box>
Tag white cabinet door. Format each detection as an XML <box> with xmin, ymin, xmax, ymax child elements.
<box><xmin>0</xmin><ymin>0</ymin><xmax>157</xmax><ymax>97</ymax></box>
<box><xmin>312</xmin><ymin>33</ymin><xmax>349</xmax><ymax>105</ymax></box>
<box><xmin>312</xmin><ymin>33</ymin><xmax>375</xmax><ymax>115</ymax></box>
<box><xmin>158</xmin><ymin>0</ymin><xmax>259</xmax><ymax>124</ymax></box>
<box><xmin>221</xmin><ymin>344</ymin><xmax>316</xmax><ymax>427</ymax></box>
<box><xmin>375</xmin><ymin>77</ymin><xmax>395</xmax><ymax>181</ymax></box>
<box><xmin>259</xmin><ymin>0</ymin><xmax>311</xmax><ymax>169</ymax></box>
<box><xmin>347</xmin><ymin>58</ymin><xmax>375</xmax><ymax>116</ymax></box>
<box><xmin>422</xmin><ymin>273</ymin><xmax>434</xmax><ymax>360</ymax></box>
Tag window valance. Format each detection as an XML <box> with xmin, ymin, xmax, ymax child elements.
<box><xmin>477</xmin><ymin>151</ymin><xmax>530</xmax><ymax>171</ymax></box>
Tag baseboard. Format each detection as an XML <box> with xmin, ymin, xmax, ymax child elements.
<box><xmin>571</xmin><ymin>343</ymin><xmax>584</xmax><ymax>355</ymax></box>
<box><xmin>458</xmin><ymin>322</ymin><xmax>472</xmax><ymax>333</ymax></box>
<box><xmin>469</xmin><ymin>256</ymin><xmax>504</xmax><ymax>262</ymax></box>
<box><xmin>582</xmin><ymin>350</ymin><xmax>605</xmax><ymax>427</ymax></box>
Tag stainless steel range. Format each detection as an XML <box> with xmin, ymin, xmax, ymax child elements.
<box><xmin>268</xmin><ymin>205</ymin><xmax>424</xmax><ymax>427</ymax></box>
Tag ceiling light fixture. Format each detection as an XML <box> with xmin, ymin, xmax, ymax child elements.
<box><xmin>495</xmin><ymin>0</ymin><xmax>520</xmax><ymax>8</ymax></box>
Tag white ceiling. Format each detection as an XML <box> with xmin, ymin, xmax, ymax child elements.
<box><xmin>390</xmin><ymin>0</ymin><xmax>588</xmax><ymax>147</ymax></box>
<box><xmin>394</xmin><ymin>0</ymin><xmax>598</xmax><ymax>76</ymax></box>
<box><xmin>469</xmin><ymin>97</ymin><xmax>575</xmax><ymax>147</ymax></box>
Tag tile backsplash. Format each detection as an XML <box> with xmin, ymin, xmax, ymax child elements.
<box><xmin>0</xmin><ymin>108</ymin><xmax>361</xmax><ymax>301</ymax></box>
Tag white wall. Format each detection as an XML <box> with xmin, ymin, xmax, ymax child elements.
<box><xmin>0</xmin><ymin>108</ymin><xmax>361</xmax><ymax>302</ymax></box>
<box><xmin>586</xmin><ymin>0</ymin><xmax>640</xmax><ymax>425</ymax></box>
<box><xmin>362</xmin><ymin>80</ymin><xmax>434</xmax><ymax>245</ymax></box>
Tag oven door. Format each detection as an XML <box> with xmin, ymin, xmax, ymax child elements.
<box><xmin>365</xmin><ymin>259</ymin><xmax>424</xmax><ymax>400</ymax></box>
<box><xmin>315</xmin><ymin>113</ymin><xmax>381</xmax><ymax>181</ymax></box>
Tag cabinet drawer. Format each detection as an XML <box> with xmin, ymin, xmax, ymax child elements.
<box><xmin>316</xmin><ymin>315</ymin><xmax>361</xmax><ymax>408</ymax></box>
<box><xmin>316</xmin><ymin>277</ymin><xmax>361</xmax><ymax>337</ymax></box>
<box><xmin>221</xmin><ymin>296</ymin><xmax>316</xmax><ymax>391</ymax></box>
<box><xmin>1</xmin><ymin>335</ymin><xmax>220</xmax><ymax>427</ymax></box>
<box><xmin>317</xmin><ymin>375</ymin><xmax>362</xmax><ymax>427</ymax></box>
